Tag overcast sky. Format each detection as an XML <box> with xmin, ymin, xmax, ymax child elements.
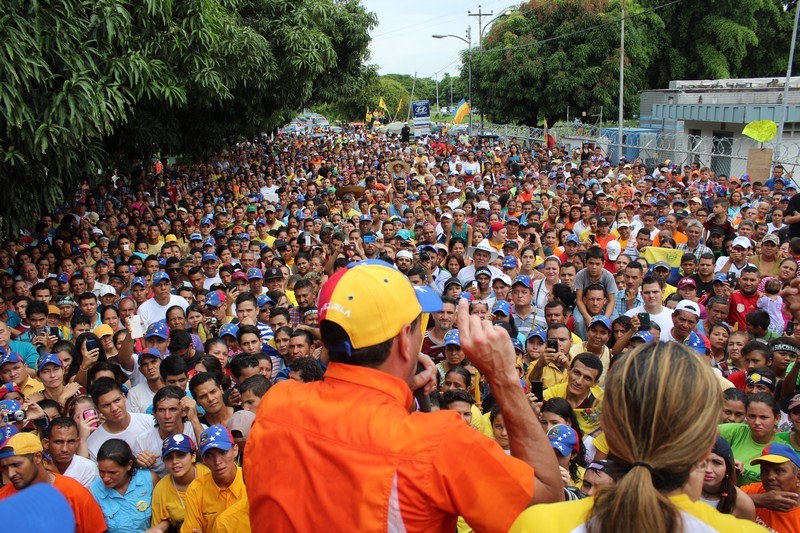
<box><xmin>361</xmin><ymin>0</ymin><xmax>518</xmax><ymax>79</ymax></box>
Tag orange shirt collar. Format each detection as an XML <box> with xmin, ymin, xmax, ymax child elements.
<box><xmin>325</xmin><ymin>362</ymin><xmax>414</xmax><ymax>409</ymax></box>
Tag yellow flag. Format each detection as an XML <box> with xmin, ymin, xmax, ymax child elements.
<box><xmin>378</xmin><ymin>97</ymin><xmax>388</xmax><ymax>111</ymax></box>
<box><xmin>396</xmin><ymin>98</ymin><xmax>403</xmax><ymax>113</ymax></box>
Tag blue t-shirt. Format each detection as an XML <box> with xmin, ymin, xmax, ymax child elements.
<box><xmin>90</xmin><ymin>468</ymin><xmax>154</xmax><ymax>533</ymax></box>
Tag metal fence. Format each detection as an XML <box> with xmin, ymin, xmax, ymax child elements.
<box><xmin>478</xmin><ymin>122</ymin><xmax>800</xmax><ymax>183</ymax></box>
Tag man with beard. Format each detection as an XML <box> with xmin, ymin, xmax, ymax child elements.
<box><xmin>727</xmin><ymin>266</ymin><xmax>761</xmax><ymax>331</ymax></box>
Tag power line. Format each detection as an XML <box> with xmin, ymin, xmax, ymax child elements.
<box><xmin>476</xmin><ymin>0</ymin><xmax>683</xmax><ymax>54</ymax></box>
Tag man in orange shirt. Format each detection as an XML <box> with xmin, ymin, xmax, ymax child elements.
<box><xmin>0</xmin><ymin>433</ymin><xmax>106</xmax><ymax>533</ymax></box>
<box><xmin>245</xmin><ymin>261</ymin><xmax>562</xmax><ymax>532</ymax></box>
<box><xmin>741</xmin><ymin>443</ymin><xmax>800</xmax><ymax>532</ymax></box>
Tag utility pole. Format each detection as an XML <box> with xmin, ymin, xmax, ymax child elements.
<box><xmin>469</xmin><ymin>5</ymin><xmax>492</xmax><ymax>134</ymax></box>
<box><xmin>776</xmin><ymin>1</ymin><xmax>800</xmax><ymax>165</ymax></box>
<box><xmin>435</xmin><ymin>74</ymin><xmax>439</xmax><ymax>114</ymax></box>
<box><xmin>617</xmin><ymin>0</ymin><xmax>625</xmax><ymax>163</ymax></box>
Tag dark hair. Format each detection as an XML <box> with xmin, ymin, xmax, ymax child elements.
<box><xmin>641</xmin><ymin>276</ymin><xmax>664</xmax><ymax>290</ymax></box>
<box><xmin>88</xmin><ymin>377</ymin><xmax>123</xmax><ymax>405</ymax></box>
<box><xmin>290</xmin><ymin>329</ymin><xmax>314</xmax><ymax>346</ymax></box>
<box><xmin>87</xmin><ymin>361</ymin><xmax>124</xmax><ymax>387</ymax></box>
<box><xmin>586</xmin><ymin>247</ymin><xmax>605</xmax><ymax>261</ymax></box>
<box><xmin>723</xmin><ymin>387</ymin><xmax>746</xmax><ymax>403</ymax></box>
<box><xmin>235</xmin><ymin>292</ymin><xmax>258</xmax><ymax>308</ymax></box>
<box><xmin>571</xmin><ymin>352</ymin><xmax>604</xmax><ymax>380</ymax></box>
<box><xmin>71</xmin><ymin>333</ymin><xmax>107</xmax><ymax>376</ymax></box>
<box><xmin>37</xmin><ymin>398</ymin><xmax>62</xmax><ymax>418</ymax></box>
<box><xmin>189</xmin><ymin>371</ymin><xmax>220</xmax><ymax>398</ymax></box>
<box><xmin>551</xmin><ymin>283</ymin><xmax>575</xmax><ymax>309</ymax></box>
<box><xmin>152</xmin><ymin>386</ymin><xmax>185</xmax><ymax>411</ymax></box>
<box><xmin>745</xmin><ymin>310</ymin><xmax>770</xmax><ymax>332</ymax></box>
<box><xmin>160</xmin><ymin>355</ymin><xmax>188</xmax><ymax>380</ymax></box>
<box><xmin>236</xmin><ymin>324</ymin><xmax>261</xmax><ymax>344</ymax></box>
<box><xmin>289</xmin><ymin>357</ymin><xmax>324</xmax><ymax>382</ymax></box>
<box><xmin>26</xmin><ymin>300</ymin><xmax>49</xmax><ymax>318</ymax></box>
<box><xmin>46</xmin><ymin>416</ymin><xmax>78</xmax><ymax>439</ymax></box>
<box><xmin>441</xmin><ymin>389</ymin><xmax>475</xmax><ymax>408</ymax></box>
<box><xmin>443</xmin><ymin>366</ymin><xmax>473</xmax><ymax>389</ymax></box>
<box><xmin>268</xmin><ymin>307</ymin><xmax>291</xmax><ymax>324</ymax></box>
<box><xmin>229</xmin><ymin>354</ymin><xmax>259</xmax><ymax>379</ymax></box>
<box><xmin>741</xmin><ymin>340</ymin><xmax>773</xmax><ymax>364</ymax></box>
<box><xmin>740</xmin><ymin>265</ymin><xmax>760</xmax><ymax>277</ymax></box>
<box><xmin>96</xmin><ymin>438</ymin><xmax>136</xmax><ymax>477</ymax></box>
<box><xmin>746</xmin><ymin>392</ymin><xmax>780</xmax><ymax>417</ymax></box>
<box><xmin>239</xmin><ymin>375</ymin><xmax>271</xmax><ymax>398</ymax></box>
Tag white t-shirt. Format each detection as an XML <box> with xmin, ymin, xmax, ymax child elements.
<box><xmin>130</xmin><ymin>422</ymin><xmax>201</xmax><ymax>478</ymax></box>
<box><xmin>126</xmin><ymin>382</ymin><xmax>157</xmax><ymax>414</ymax></box>
<box><xmin>713</xmin><ymin>257</ymin><xmax>755</xmax><ymax>276</ymax></box>
<box><xmin>138</xmin><ymin>295</ymin><xmax>189</xmax><ymax>327</ymax></box>
<box><xmin>87</xmin><ymin>412</ymin><xmax>154</xmax><ymax>461</ymax></box>
<box><xmin>625</xmin><ymin>305</ymin><xmax>674</xmax><ymax>339</ymax></box>
<box><xmin>63</xmin><ymin>454</ymin><xmax>99</xmax><ymax>487</ymax></box>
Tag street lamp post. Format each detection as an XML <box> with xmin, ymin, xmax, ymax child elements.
<box><xmin>433</xmin><ymin>29</ymin><xmax>472</xmax><ymax>137</ymax></box>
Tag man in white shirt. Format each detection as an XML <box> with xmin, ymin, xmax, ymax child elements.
<box><xmin>87</xmin><ymin>378</ymin><xmax>153</xmax><ymax>460</ymax></box>
<box><xmin>625</xmin><ymin>276</ymin><xmax>673</xmax><ymax>336</ymax></box>
<box><xmin>42</xmin><ymin>417</ymin><xmax>98</xmax><ymax>488</ymax></box>
<box><xmin>201</xmin><ymin>252</ymin><xmax>222</xmax><ymax>289</ymax></box>
<box><xmin>126</xmin><ymin>348</ymin><xmax>165</xmax><ymax>414</ymax></box>
<box><xmin>137</xmin><ymin>271</ymin><xmax>189</xmax><ymax>327</ymax></box>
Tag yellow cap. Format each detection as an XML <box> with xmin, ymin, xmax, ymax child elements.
<box><xmin>164</xmin><ymin>234</ymin><xmax>178</xmax><ymax>243</ymax></box>
<box><xmin>93</xmin><ymin>324</ymin><xmax>114</xmax><ymax>338</ymax></box>
<box><xmin>0</xmin><ymin>433</ymin><xmax>43</xmax><ymax>458</ymax></box>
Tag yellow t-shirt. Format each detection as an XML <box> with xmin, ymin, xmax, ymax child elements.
<box><xmin>151</xmin><ymin>463</ymin><xmax>210</xmax><ymax>529</ymax></box>
<box><xmin>215</xmin><ymin>496</ymin><xmax>251</xmax><ymax>533</ymax></box>
<box><xmin>543</xmin><ymin>382</ymin><xmax>603</xmax><ymax>436</ymax></box>
<box><xmin>509</xmin><ymin>493</ymin><xmax>766</xmax><ymax>532</ymax></box>
<box><xmin>569</xmin><ymin>343</ymin><xmax>612</xmax><ymax>387</ymax></box>
<box><xmin>180</xmin><ymin>466</ymin><xmax>247</xmax><ymax>533</ymax></box>
<box><xmin>21</xmin><ymin>377</ymin><xmax>45</xmax><ymax>399</ymax></box>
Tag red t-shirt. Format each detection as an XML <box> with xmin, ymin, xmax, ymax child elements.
<box><xmin>727</xmin><ymin>291</ymin><xmax>760</xmax><ymax>332</ymax></box>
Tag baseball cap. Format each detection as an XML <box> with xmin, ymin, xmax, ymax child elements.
<box><xmin>0</xmin><ymin>484</ymin><xmax>76</xmax><ymax>533</ymax></box>
<box><xmin>677</xmin><ymin>277</ymin><xmax>697</xmax><ymax>289</ymax></box>
<box><xmin>162</xmin><ymin>434</ymin><xmax>195</xmax><ymax>459</ymax></box>
<box><xmin>444</xmin><ymin>329</ymin><xmax>461</xmax><ymax>347</ymax></box>
<box><xmin>477</xmin><ymin>200</ymin><xmax>490</xmax><ymax>210</ymax></box>
<box><xmin>36</xmin><ymin>353</ymin><xmax>63</xmax><ymax>373</ymax></box>
<box><xmin>198</xmin><ymin>425</ymin><xmax>235</xmax><ymax>457</ymax></box>
<box><xmin>152</xmin><ymin>271</ymin><xmax>170</xmax><ymax>284</ymax></box>
<box><xmin>492</xmin><ymin>300</ymin><xmax>511</xmax><ymax>317</ymax></box>
<box><xmin>190</xmin><ymin>233</ymin><xmax>203</xmax><ymax>241</ymax></box>
<box><xmin>527</xmin><ymin>327</ymin><xmax>547</xmax><ymax>342</ymax></box>
<box><xmin>318</xmin><ymin>260</ymin><xmax>442</xmax><ymax>352</ymax></box>
<box><xmin>751</xmin><ymin>443</ymin><xmax>800</xmax><ymax>469</ymax></box>
<box><xmin>732</xmin><ymin>236</ymin><xmax>752</xmax><ymax>249</ymax></box>
<box><xmin>547</xmin><ymin>424</ymin><xmax>579</xmax><ymax>457</ymax></box>
<box><xmin>683</xmin><ymin>332</ymin><xmax>707</xmax><ymax>354</ymax></box>
<box><xmin>131</xmin><ymin>276</ymin><xmax>147</xmax><ymax>288</ymax></box>
<box><xmin>788</xmin><ymin>392</ymin><xmax>800</xmax><ymax>411</ymax></box>
<box><xmin>0</xmin><ymin>432</ymin><xmax>44</xmax><ymax>459</ymax></box>
<box><xmin>98</xmin><ymin>285</ymin><xmax>116</xmax><ymax>298</ymax></box>
<box><xmin>263</xmin><ymin>268</ymin><xmax>283</xmax><ymax>280</ymax></box>
<box><xmin>475</xmin><ymin>266</ymin><xmax>492</xmax><ymax>279</ymax></box>
<box><xmin>631</xmin><ymin>331</ymin><xmax>654</xmax><ymax>343</ymax></box>
<box><xmin>205</xmin><ymin>290</ymin><xmax>226</xmax><ymax>308</ymax></box>
<box><xmin>712</xmin><ymin>437</ymin><xmax>735</xmax><ymax>468</ymax></box>
<box><xmin>675</xmin><ymin>300</ymin><xmax>701</xmax><ymax>317</ymax></box>
<box><xmin>512</xmin><ymin>275</ymin><xmax>532</xmax><ymax>289</ymax></box>
<box><xmin>230</xmin><ymin>271</ymin><xmax>248</xmax><ymax>283</ymax></box>
<box><xmin>0</xmin><ymin>349</ymin><xmax>23</xmax><ymax>367</ymax></box>
<box><xmin>502</xmin><ymin>256</ymin><xmax>518</xmax><ymax>269</ymax></box>
<box><xmin>565</xmin><ymin>234</ymin><xmax>580</xmax><ymax>246</ymax></box>
<box><xmin>713</xmin><ymin>273</ymin><xmax>728</xmax><ymax>284</ymax></box>
<box><xmin>256</xmin><ymin>294</ymin><xmax>274</xmax><ymax>309</ymax></box>
<box><xmin>138</xmin><ymin>348</ymin><xmax>163</xmax><ymax>362</ymax></box>
<box><xmin>220</xmin><ymin>323</ymin><xmax>239</xmax><ymax>338</ymax></box>
<box><xmin>653</xmin><ymin>261</ymin><xmax>671</xmax><ymax>271</ymax></box>
<box><xmin>247</xmin><ymin>268</ymin><xmax>263</xmax><ymax>280</ymax></box>
<box><xmin>762</xmin><ymin>234</ymin><xmax>780</xmax><ymax>245</ymax></box>
<box><xmin>589</xmin><ymin>315</ymin><xmax>611</xmax><ymax>331</ymax></box>
<box><xmin>56</xmin><ymin>273</ymin><xmax>70</xmax><ymax>283</ymax></box>
<box><xmin>202</xmin><ymin>252</ymin><xmax>219</xmax><ymax>263</ymax></box>
<box><xmin>494</xmin><ymin>274</ymin><xmax>513</xmax><ymax>287</ymax></box>
<box><xmin>145</xmin><ymin>321</ymin><xmax>170</xmax><ymax>340</ymax></box>
<box><xmin>606</xmin><ymin>240</ymin><xmax>622</xmax><ymax>261</ymax></box>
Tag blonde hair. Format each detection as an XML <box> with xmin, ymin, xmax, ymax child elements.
<box><xmin>587</xmin><ymin>342</ymin><xmax>721</xmax><ymax>533</ymax></box>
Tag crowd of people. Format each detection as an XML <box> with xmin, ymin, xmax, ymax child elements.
<box><xmin>0</xmin><ymin>125</ymin><xmax>800</xmax><ymax>532</ymax></box>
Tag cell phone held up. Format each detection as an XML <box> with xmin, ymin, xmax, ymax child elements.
<box><xmin>82</xmin><ymin>409</ymin><xmax>99</xmax><ymax>429</ymax></box>
<box><xmin>547</xmin><ymin>339</ymin><xmax>559</xmax><ymax>352</ymax></box>
<box><xmin>638</xmin><ymin>312</ymin><xmax>651</xmax><ymax>331</ymax></box>
<box><xmin>530</xmin><ymin>380</ymin><xmax>544</xmax><ymax>400</ymax></box>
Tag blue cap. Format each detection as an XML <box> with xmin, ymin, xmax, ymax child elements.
<box><xmin>131</xmin><ymin>276</ymin><xmax>147</xmax><ymax>288</ymax></box>
<box><xmin>203</xmin><ymin>238</ymin><xmax>216</xmax><ymax>247</ymax></box>
<box><xmin>56</xmin><ymin>273</ymin><xmax>70</xmax><ymax>283</ymax></box>
<box><xmin>444</xmin><ymin>329</ymin><xmax>461</xmax><ymax>347</ymax></box>
<box><xmin>247</xmin><ymin>268</ymin><xmax>263</xmax><ymax>280</ymax></box>
<box><xmin>138</xmin><ymin>347</ymin><xmax>163</xmax><ymax>361</ymax></box>
<box><xmin>0</xmin><ymin>424</ymin><xmax>18</xmax><ymax>443</ymax></box>
<box><xmin>152</xmin><ymin>271</ymin><xmax>170</xmax><ymax>284</ymax></box>
<box><xmin>589</xmin><ymin>315</ymin><xmax>611</xmax><ymax>331</ymax></box>
<box><xmin>506</xmin><ymin>217</ymin><xmax>520</xmax><ymax>225</ymax></box>
<box><xmin>202</xmin><ymin>252</ymin><xmax>218</xmax><ymax>263</ymax></box>
<box><xmin>527</xmin><ymin>327</ymin><xmax>547</xmax><ymax>342</ymax></box>
<box><xmin>396</xmin><ymin>229</ymin><xmax>412</xmax><ymax>241</ymax></box>
<box><xmin>631</xmin><ymin>331</ymin><xmax>654</xmax><ymax>343</ymax></box>
<box><xmin>502</xmin><ymin>256</ymin><xmax>518</xmax><ymax>269</ymax></box>
<box><xmin>158</xmin><ymin>258</ymin><xmax>167</xmax><ymax>267</ymax></box>
<box><xmin>161</xmin><ymin>433</ymin><xmax>195</xmax><ymax>459</ymax></box>
<box><xmin>200</xmin><ymin>218</ymin><xmax>212</xmax><ymax>226</ymax></box>
<box><xmin>359</xmin><ymin>214</ymin><xmax>372</xmax><ymax>221</ymax></box>
<box><xmin>713</xmin><ymin>273</ymin><xmax>728</xmax><ymax>284</ymax></box>
<box><xmin>565</xmin><ymin>234</ymin><xmax>580</xmax><ymax>245</ymax></box>
<box><xmin>220</xmin><ymin>323</ymin><xmax>239</xmax><ymax>338</ymax></box>
<box><xmin>684</xmin><ymin>332</ymin><xmax>707</xmax><ymax>354</ymax></box>
<box><xmin>512</xmin><ymin>275</ymin><xmax>531</xmax><ymax>289</ymax></box>
<box><xmin>206</xmin><ymin>290</ymin><xmax>225</xmax><ymax>308</ymax></box>
<box><xmin>511</xmin><ymin>338</ymin><xmax>524</xmax><ymax>353</ymax></box>
<box><xmin>492</xmin><ymin>300</ymin><xmax>511</xmax><ymax>316</ymax></box>
<box><xmin>36</xmin><ymin>353</ymin><xmax>62</xmax><ymax>373</ymax></box>
<box><xmin>548</xmin><ymin>424</ymin><xmax>579</xmax><ymax>457</ymax></box>
<box><xmin>256</xmin><ymin>294</ymin><xmax>274</xmax><ymax>309</ymax></box>
<box><xmin>198</xmin><ymin>425</ymin><xmax>235</xmax><ymax>457</ymax></box>
<box><xmin>0</xmin><ymin>349</ymin><xmax>23</xmax><ymax>367</ymax></box>
<box><xmin>0</xmin><ymin>400</ymin><xmax>22</xmax><ymax>412</ymax></box>
<box><xmin>189</xmin><ymin>233</ymin><xmax>202</xmax><ymax>241</ymax></box>
<box><xmin>145</xmin><ymin>321</ymin><xmax>169</xmax><ymax>340</ymax></box>
<box><xmin>241</xmin><ymin>233</ymin><xmax>250</xmax><ymax>240</ymax></box>
<box><xmin>0</xmin><ymin>484</ymin><xmax>75</xmax><ymax>533</ymax></box>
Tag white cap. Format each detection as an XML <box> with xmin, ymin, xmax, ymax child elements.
<box><xmin>446</xmin><ymin>186</ymin><xmax>460</xmax><ymax>194</ymax></box>
<box><xmin>606</xmin><ymin>240</ymin><xmax>622</xmax><ymax>261</ymax></box>
<box><xmin>493</xmin><ymin>273</ymin><xmax>513</xmax><ymax>286</ymax></box>
<box><xmin>477</xmin><ymin>200</ymin><xmax>491</xmax><ymax>210</ymax></box>
<box><xmin>396</xmin><ymin>250</ymin><xmax>413</xmax><ymax>260</ymax></box>
<box><xmin>440</xmin><ymin>212</ymin><xmax>453</xmax><ymax>220</ymax></box>
<box><xmin>98</xmin><ymin>285</ymin><xmax>116</xmax><ymax>297</ymax></box>
<box><xmin>732</xmin><ymin>236</ymin><xmax>752</xmax><ymax>249</ymax></box>
<box><xmin>674</xmin><ymin>300</ymin><xmax>701</xmax><ymax>317</ymax></box>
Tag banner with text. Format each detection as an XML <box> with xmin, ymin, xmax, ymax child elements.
<box><xmin>412</xmin><ymin>100</ymin><xmax>431</xmax><ymax>138</ymax></box>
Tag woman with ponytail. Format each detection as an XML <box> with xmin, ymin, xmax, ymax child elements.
<box><xmin>510</xmin><ymin>341</ymin><xmax>764</xmax><ymax>533</ymax></box>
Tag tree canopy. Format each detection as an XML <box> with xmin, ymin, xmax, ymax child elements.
<box><xmin>0</xmin><ymin>0</ymin><xmax>376</xmax><ymax>234</ymax></box>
